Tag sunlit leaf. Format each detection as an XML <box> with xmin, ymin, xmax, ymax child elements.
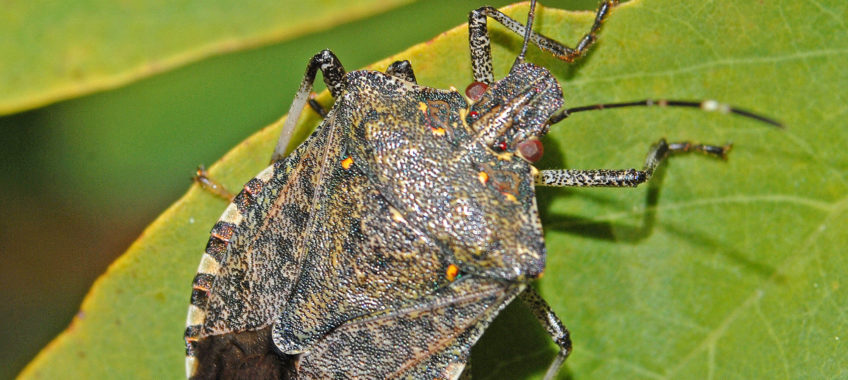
<box><xmin>0</xmin><ymin>0</ymin><xmax>412</xmax><ymax>115</ymax></box>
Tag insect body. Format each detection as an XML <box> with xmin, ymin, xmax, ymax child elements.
<box><xmin>184</xmin><ymin>1</ymin><xmax>779</xmax><ymax>379</ymax></box>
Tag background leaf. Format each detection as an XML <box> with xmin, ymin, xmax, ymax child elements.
<box><xmin>0</xmin><ymin>0</ymin><xmax>413</xmax><ymax>115</ymax></box>
<box><xmin>16</xmin><ymin>0</ymin><xmax>847</xmax><ymax>378</ymax></box>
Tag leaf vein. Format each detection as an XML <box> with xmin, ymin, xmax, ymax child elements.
<box><xmin>662</xmin><ymin>195</ymin><xmax>848</xmax><ymax>377</ymax></box>
<box><xmin>754</xmin><ymin>297</ymin><xmax>792</xmax><ymax>379</ymax></box>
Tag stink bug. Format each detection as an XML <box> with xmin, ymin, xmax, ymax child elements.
<box><xmin>184</xmin><ymin>1</ymin><xmax>781</xmax><ymax>379</ymax></box>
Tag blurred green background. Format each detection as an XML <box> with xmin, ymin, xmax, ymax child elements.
<box><xmin>0</xmin><ymin>1</ymin><xmax>597</xmax><ymax>378</ymax></box>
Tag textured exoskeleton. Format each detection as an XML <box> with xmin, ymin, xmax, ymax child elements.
<box><xmin>184</xmin><ymin>1</ymin><xmax>779</xmax><ymax>378</ymax></box>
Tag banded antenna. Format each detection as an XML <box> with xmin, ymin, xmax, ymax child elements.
<box><xmin>549</xmin><ymin>99</ymin><xmax>784</xmax><ymax>128</ymax></box>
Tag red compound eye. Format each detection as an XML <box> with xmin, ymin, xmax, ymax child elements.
<box><xmin>465</xmin><ymin>81</ymin><xmax>488</xmax><ymax>101</ymax></box>
<box><xmin>469</xmin><ymin>111</ymin><xmax>479</xmax><ymax>118</ymax></box>
<box><xmin>517</xmin><ymin>138</ymin><xmax>544</xmax><ymax>162</ymax></box>
<box><xmin>495</xmin><ymin>141</ymin><xmax>508</xmax><ymax>151</ymax></box>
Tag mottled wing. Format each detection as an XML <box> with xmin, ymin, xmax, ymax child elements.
<box><xmin>184</xmin><ymin>110</ymin><xmax>343</xmax><ymax>379</ymax></box>
<box><xmin>296</xmin><ymin>278</ymin><xmax>523</xmax><ymax>379</ymax></box>
<box><xmin>269</xmin><ymin>71</ymin><xmax>457</xmax><ymax>353</ymax></box>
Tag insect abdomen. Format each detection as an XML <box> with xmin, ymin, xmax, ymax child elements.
<box><xmin>184</xmin><ymin>120</ymin><xmax>339</xmax><ymax>379</ymax></box>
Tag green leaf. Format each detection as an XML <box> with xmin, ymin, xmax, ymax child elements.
<box><xmin>20</xmin><ymin>0</ymin><xmax>847</xmax><ymax>378</ymax></box>
<box><xmin>0</xmin><ymin>0</ymin><xmax>412</xmax><ymax>115</ymax></box>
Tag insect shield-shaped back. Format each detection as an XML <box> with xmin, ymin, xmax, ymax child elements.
<box><xmin>330</xmin><ymin>65</ymin><xmax>560</xmax><ymax>286</ymax></box>
<box><xmin>265</xmin><ymin>65</ymin><xmax>565</xmax><ymax>360</ymax></box>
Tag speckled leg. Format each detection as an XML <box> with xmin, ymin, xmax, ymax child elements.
<box><xmin>520</xmin><ymin>288</ymin><xmax>572</xmax><ymax>380</ymax></box>
<box><xmin>307</xmin><ymin>95</ymin><xmax>328</xmax><ymax>119</ymax></box>
<box><xmin>536</xmin><ymin>139</ymin><xmax>732</xmax><ymax>188</ymax></box>
<box><xmin>273</xmin><ymin>49</ymin><xmax>346</xmax><ymax>162</ymax></box>
<box><xmin>303</xmin><ymin>60</ymin><xmax>417</xmax><ymax>124</ymax></box>
<box><xmin>468</xmin><ymin>1</ymin><xmax>618</xmax><ymax>84</ymax></box>
<box><xmin>386</xmin><ymin>60</ymin><xmax>417</xmax><ymax>84</ymax></box>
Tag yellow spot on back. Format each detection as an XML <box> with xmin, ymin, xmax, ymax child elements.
<box><xmin>496</xmin><ymin>151</ymin><xmax>514</xmax><ymax>161</ymax></box>
<box><xmin>341</xmin><ymin>157</ymin><xmax>354</xmax><ymax>170</ymax></box>
<box><xmin>502</xmin><ymin>192</ymin><xmax>518</xmax><ymax>202</ymax></box>
<box><xmin>446</xmin><ymin>264</ymin><xmax>459</xmax><ymax>282</ymax></box>
<box><xmin>432</xmin><ymin>127</ymin><xmax>446</xmax><ymax>136</ymax></box>
<box><xmin>478</xmin><ymin>171</ymin><xmax>489</xmax><ymax>185</ymax></box>
<box><xmin>389</xmin><ymin>207</ymin><xmax>405</xmax><ymax>223</ymax></box>
<box><xmin>418</xmin><ymin>102</ymin><xmax>428</xmax><ymax>113</ymax></box>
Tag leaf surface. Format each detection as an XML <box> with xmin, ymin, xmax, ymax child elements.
<box><xmin>20</xmin><ymin>0</ymin><xmax>847</xmax><ymax>378</ymax></box>
<box><xmin>0</xmin><ymin>0</ymin><xmax>411</xmax><ymax>115</ymax></box>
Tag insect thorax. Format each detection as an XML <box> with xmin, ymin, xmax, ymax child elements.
<box><xmin>335</xmin><ymin>66</ymin><xmax>561</xmax><ymax>281</ymax></box>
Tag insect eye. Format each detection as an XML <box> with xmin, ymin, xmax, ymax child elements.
<box><xmin>493</xmin><ymin>140</ymin><xmax>508</xmax><ymax>152</ymax></box>
<box><xmin>465</xmin><ymin>81</ymin><xmax>489</xmax><ymax>102</ymax></box>
<box><xmin>516</xmin><ymin>138</ymin><xmax>544</xmax><ymax>162</ymax></box>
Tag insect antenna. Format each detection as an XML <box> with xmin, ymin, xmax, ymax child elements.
<box><xmin>512</xmin><ymin>0</ymin><xmax>538</xmax><ymax>69</ymax></box>
<box><xmin>549</xmin><ymin>99</ymin><xmax>784</xmax><ymax>128</ymax></box>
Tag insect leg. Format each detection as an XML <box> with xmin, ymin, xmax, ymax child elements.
<box><xmin>272</xmin><ymin>49</ymin><xmax>346</xmax><ymax>162</ymax></box>
<box><xmin>468</xmin><ymin>1</ymin><xmax>618</xmax><ymax>84</ymax></box>
<box><xmin>307</xmin><ymin>93</ymin><xmax>328</xmax><ymax>119</ymax></box>
<box><xmin>520</xmin><ymin>288</ymin><xmax>572</xmax><ymax>380</ymax></box>
<box><xmin>535</xmin><ymin>139</ymin><xmax>732</xmax><ymax>188</ymax></box>
<box><xmin>386</xmin><ymin>60</ymin><xmax>417</xmax><ymax>84</ymax></box>
<box><xmin>192</xmin><ymin>165</ymin><xmax>235</xmax><ymax>201</ymax></box>
<box><xmin>304</xmin><ymin>59</ymin><xmax>417</xmax><ymax>122</ymax></box>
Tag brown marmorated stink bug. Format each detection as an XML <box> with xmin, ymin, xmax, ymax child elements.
<box><xmin>183</xmin><ymin>1</ymin><xmax>782</xmax><ymax>379</ymax></box>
